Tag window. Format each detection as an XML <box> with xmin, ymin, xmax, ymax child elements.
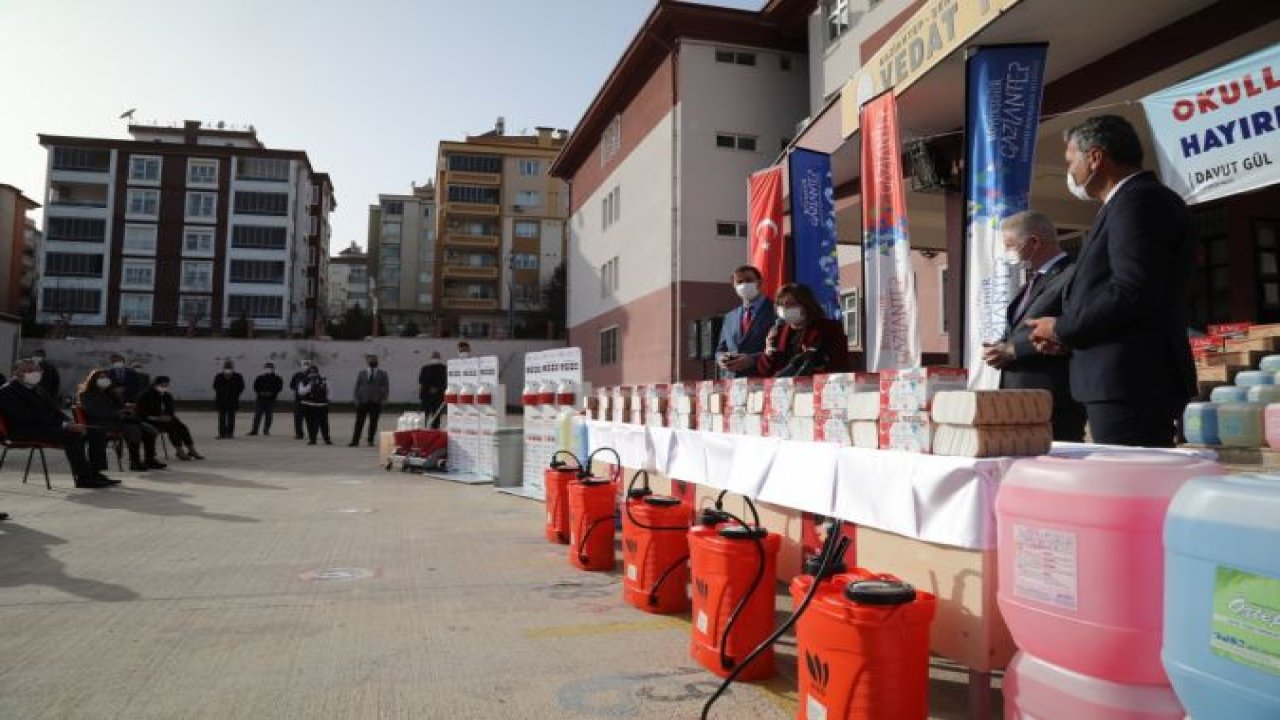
<box><xmin>129</xmin><ymin>156</ymin><xmax>161</xmax><ymax>183</ymax></box>
<box><xmin>716</xmin><ymin>221</ymin><xmax>749</xmax><ymax>240</ymax></box>
<box><xmin>183</xmin><ymin>227</ymin><xmax>216</xmax><ymax>255</ymax></box>
<box><xmin>188</xmin><ymin>159</ymin><xmax>218</xmax><ymax>186</ymax></box>
<box><xmin>418</xmin><ymin>293</ymin><xmax>432</xmax><ymax>305</ymax></box>
<box><xmin>447</xmin><ymin>184</ymin><xmax>500</xmax><ymax>205</ymax></box>
<box><xmin>515</xmin><ymin>190</ymin><xmax>541</xmax><ymax>208</ymax></box>
<box><xmin>841</xmin><ymin>289</ymin><xmax>860</xmax><ymax>348</ymax></box>
<box><xmin>47</xmin><ymin>218</ymin><xmax>106</xmax><ymax>243</ymax></box>
<box><xmin>348</xmin><ymin>266</ymin><xmax>367</xmax><ymax>283</ymax></box>
<box><xmin>600</xmin><ymin>326</ymin><xmax>619</xmax><ymax>365</ymax></box>
<box><xmin>715</xmin><ymin>133</ymin><xmax>757</xmax><ymax>152</ymax></box>
<box><xmin>600</xmin><ymin>256</ymin><xmax>619</xmax><ymax>298</ymax></box>
<box><xmin>126</xmin><ymin>189</ymin><xmax>160</xmax><ymax>218</ymax></box>
<box><xmin>602</xmin><ymin>187</ymin><xmax>621</xmax><ymax>230</ymax></box>
<box><xmin>447</xmin><ymin>154</ymin><xmax>502</xmax><ymax>173</ymax></box>
<box><xmin>185</xmin><ymin>191</ymin><xmax>218</xmax><ymax>222</ymax></box>
<box><xmin>122</xmin><ymin>224</ymin><xmax>157</xmax><ymax>253</ymax></box>
<box><xmin>600</xmin><ymin>114</ymin><xmax>622</xmax><ymax>166</ymax></box>
<box><xmin>229</xmin><ymin>259</ymin><xmax>286</xmax><ymax>284</ymax></box>
<box><xmin>381</xmin><ymin>244</ymin><xmax>401</xmax><ymax>259</ymax></box>
<box><xmin>514</xmin><ymin>283</ymin><xmax>540</xmax><ymax>303</ymax></box>
<box><xmin>518</xmin><ymin>159</ymin><xmax>541</xmax><ymax>176</ymax></box>
<box><xmin>514</xmin><ymin>220</ymin><xmax>539</xmax><ymax>239</ymax></box>
<box><xmin>234</xmin><ymin>191</ymin><xmax>289</xmax><ymax>216</ymax></box>
<box><xmin>236</xmin><ymin>157</ymin><xmax>290</xmax><ymax>181</ymax></box>
<box><xmin>42</xmin><ymin>287</ymin><xmax>101</xmax><ymax>314</ymax></box>
<box><xmin>511</xmin><ymin>253</ymin><xmax>538</xmax><ymax>270</ymax></box>
<box><xmin>423</xmin><ymin>206</ymin><xmax>432</xmax><ymax>221</ymax></box>
<box><xmin>44</xmin><ymin>252</ymin><xmax>104</xmax><ymax>278</ymax></box>
<box><xmin>181</xmin><ymin>260</ymin><xmax>214</xmax><ymax>292</ymax></box>
<box><xmin>120</xmin><ymin>259</ymin><xmax>155</xmax><ymax>289</ymax></box>
<box><xmin>231</xmin><ymin>225</ymin><xmax>287</xmax><ymax>250</ymax></box>
<box><xmin>824</xmin><ymin>0</ymin><xmax>850</xmax><ymax>42</ymax></box>
<box><xmin>119</xmin><ymin>293</ymin><xmax>153</xmax><ymax>324</ymax></box>
<box><xmin>52</xmin><ymin>146</ymin><xmax>110</xmax><ymax>172</ymax></box>
<box><xmin>715</xmin><ymin>49</ymin><xmax>756</xmax><ymax>66</ymax></box>
<box><xmin>179</xmin><ymin>295</ymin><xmax>212</xmax><ymax>325</ymax></box>
<box><xmin>380</xmin><ymin>263</ymin><xmax>402</xmax><ymax>285</ymax></box>
<box><xmin>382</xmin><ymin>201</ymin><xmax>404</xmax><ymax>215</ymax></box>
<box><xmin>227</xmin><ymin>294</ymin><xmax>283</xmax><ymax>319</ymax></box>
<box><xmin>381</xmin><ymin>222</ymin><xmax>402</xmax><ymax>241</ymax></box>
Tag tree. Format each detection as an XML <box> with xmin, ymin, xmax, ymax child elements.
<box><xmin>327</xmin><ymin>303</ymin><xmax>373</xmax><ymax>340</ymax></box>
<box><xmin>542</xmin><ymin>262</ymin><xmax>567</xmax><ymax>339</ymax></box>
<box><xmin>400</xmin><ymin>320</ymin><xmax>421</xmax><ymax>338</ymax></box>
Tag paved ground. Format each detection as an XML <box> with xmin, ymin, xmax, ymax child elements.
<box><xmin>0</xmin><ymin>411</ymin><xmax>999</xmax><ymax>720</ymax></box>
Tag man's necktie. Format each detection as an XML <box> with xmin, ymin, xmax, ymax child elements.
<box><xmin>1015</xmin><ymin>273</ymin><xmax>1040</xmax><ymax>318</ymax></box>
<box><xmin>740</xmin><ymin>306</ymin><xmax>752</xmax><ymax>335</ymax></box>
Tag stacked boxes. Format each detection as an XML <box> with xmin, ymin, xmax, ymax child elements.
<box><xmin>930</xmin><ymin>390</ymin><xmax>1054</xmax><ymax>457</ymax></box>
<box><xmin>610</xmin><ymin>386</ymin><xmax>631</xmax><ymax>424</ymax></box>
<box><xmin>813</xmin><ymin>373</ymin><xmax>880</xmax><ymax>446</ymax></box>
<box><xmin>727</xmin><ymin>378</ymin><xmax>762</xmax><ymax>436</ymax></box>
<box><xmin>697</xmin><ymin>380</ymin><xmax>727</xmax><ymax>433</ymax></box>
<box><xmin>763</xmin><ymin>377</ymin><xmax>813</xmax><ymax>440</ymax></box>
<box><xmin>670</xmin><ymin>382</ymin><xmax>697</xmax><ymax>430</ymax></box>
<box><xmin>644</xmin><ymin>385</ymin><xmax>670</xmax><ymax>428</ymax></box>
<box><xmin>878</xmin><ymin>368</ymin><xmax>968</xmax><ymax>453</ymax></box>
<box><xmin>628</xmin><ymin>386</ymin><xmax>645</xmax><ymax>425</ymax></box>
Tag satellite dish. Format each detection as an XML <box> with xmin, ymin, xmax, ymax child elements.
<box><xmin>119</xmin><ymin>108</ymin><xmax>136</xmax><ymax>120</ymax></box>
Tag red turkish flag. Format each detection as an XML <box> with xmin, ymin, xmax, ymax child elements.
<box><xmin>748</xmin><ymin>166</ymin><xmax>786</xmax><ymax>299</ymax></box>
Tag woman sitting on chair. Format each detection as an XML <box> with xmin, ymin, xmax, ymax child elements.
<box><xmin>79</xmin><ymin>368</ymin><xmax>164</xmax><ymax>473</ymax></box>
<box><xmin>136</xmin><ymin>376</ymin><xmax>204</xmax><ymax>461</ymax></box>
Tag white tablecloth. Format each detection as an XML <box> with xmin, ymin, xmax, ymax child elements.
<box><xmin>586</xmin><ymin>421</ymin><xmax>1218</xmax><ymax>550</ymax></box>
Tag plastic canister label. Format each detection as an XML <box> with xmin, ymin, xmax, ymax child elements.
<box><xmin>626</xmin><ymin>564</ymin><xmax>638</xmax><ymax>581</ymax></box>
<box><xmin>696</xmin><ymin>610</ymin><xmax>709</xmax><ymax>635</ymax></box>
<box><xmin>1013</xmin><ymin>524</ymin><xmax>1079</xmax><ymax>610</ymax></box>
<box><xmin>1212</xmin><ymin>565</ymin><xmax>1280</xmax><ymax>676</ymax></box>
<box><xmin>805</xmin><ymin>695</ymin><xmax>828</xmax><ymax>720</ymax></box>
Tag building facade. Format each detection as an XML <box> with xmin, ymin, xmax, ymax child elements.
<box><xmin>36</xmin><ymin>120</ymin><xmax>335</xmax><ymax>336</ymax></box>
<box><xmin>0</xmin><ymin>184</ymin><xmax>41</xmax><ymax>318</ymax></box>
<box><xmin>551</xmin><ymin>3</ymin><xmax>811</xmax><ymax>386</ymax></box>
<box><xmin>436</xmin><ymin>122</ymin><xmax>569</xmax><ymax>339</ymax></box>
<box><xmin>326</xmin><ymin>241</ymin><xmax>369</xmax><ymax>319</ymax></box>
<box><xmin>366</xmin><ymin>182</ymin><xmax>435</xmax><ymax>335</ymax></box>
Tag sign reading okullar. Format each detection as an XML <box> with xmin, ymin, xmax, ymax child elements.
<box><xmin>789</xmin><ymin>148</ymin><xmax>843</xmax><ymax>321</ymax></box>
<box><xmin>963</xmin><ymin>44</ymin><xmax>1048</xmax><ymax>390</ymax></box>
<box><xmin>1141</xmin><ymin>43</ymin><xmax>1280</xmax><ymax>205</ymax></box>
<box><xmin>860</xmin><ymin>92</ymin><xmax>920</xmax><ymax>370</ymax></box>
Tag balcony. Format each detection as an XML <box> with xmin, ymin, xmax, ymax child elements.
<box><xmin>443</xmin><ymin>170</ymin><xmax>501</xmax><ymax>186</ymax></box>
<box><xmin>442</xmin><ymin>233</ymin><xmax>499</xmax><ymax>249</ymax></box>
<box><xmin>46</xmin><ymin>182</ymin><xmax>110</xmax><ymax>217</ymax></box>
<box><xmin>442</xmin><ymin>265</ymin><xmax>499</xmax><ymax>280</ymax></box>
<box><xmin>444</xmin><ymin>201</ymin><xmax>499</xmax><ymax>216</ymax></box>
<box><xmin>442</xmin><ymin>297</ymin><xmax>499</xmax><ymax>311</ymax></box>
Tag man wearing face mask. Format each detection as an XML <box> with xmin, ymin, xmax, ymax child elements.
<box><xmin>289</xmin><ymin>360</ymin><xmax>313</xmax><ymax>439</ymax></box>
<box><xmin>212</xmin><ymin>361</ymin><xmax>246</xmax><ymax>439</ymax></box>
<box><xmin>1026</xmin><ymin>115</ymin><xmax>1196</xmax><ymax>447</ymax></box>
<box><xmin>0</xmin><ymin>358</ymin><xmax>105</xmax><ymax>488</ymax></box>
<box><xmin>350</xmin><ymin>355</ymin><xmax>389</xmax><ymax>447</ymax></box>
<box><xmin>716</xmin><ymin>265</ymin><xmax>777</xmax><ymax>378</ymax></box>
<box><xmin>248</xmin><ymin>362</ymin><xmax>284</xmax><ymax>436</ymax></box>
<box><xmin>456</xmin><ymin>341</ymin><xmax>472</xmax><ymax>359</ymax></box>
<box><xmin>106</xmin><ymin>353</ymin><xmax>143</xmax><ymax>403</ymax></box>
<box><xmin>32</xmin><ymin>349</ymin><xmax>61</xmax><ymax>401</ymax></box>
<box><xmin>983</xmin><ymin>210</ymin><xmax>1086</xmax><ymax>442</ymax></box>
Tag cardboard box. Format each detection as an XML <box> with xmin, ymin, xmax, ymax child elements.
<box><xmin>879</xmin><ymin>414</ymin><xmax>933</xmax><ymax>453</ymax></box>
<box><xmin>1196</xmin><ymin>365</ymin><xmax>1248</xmax><ymax>384</ymax></box>
<box><xmin>1207</xmin><ymin>322</ymin><xmax>1252</xmax><ymax>339</ymax></box>
<box><xmin>880</xmin><ymin>367</ymin><xmax>968</xmax><ymax>419</ymax></box>
<box><xmin>1248</xmin><ymin>324</ymin><xmax>1280</xmax><ymax>339</ymax></box>
<box><xmin>1225</xmin><ymin>337</ymin><xmax>1280</xmax><ymax>353</ymax></box>
<box><xmin>814</xmin><ymin>410</ymin><xmax>851</xmax><ymax>445</ymax></box>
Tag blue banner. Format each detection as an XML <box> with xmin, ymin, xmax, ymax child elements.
<box><xmin>963</xmin><ymin>44</ymin><xmax>1048</xmax><ymax>389</ymax></box>
<box><xmin>788</xmin><ymin>148</ymin><xmax>841</xmax><ymax>320</ymax></box>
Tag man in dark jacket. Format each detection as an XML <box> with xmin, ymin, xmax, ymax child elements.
<box><xmin>419</xmin><ymin>351</ymin><xmax>447</xmax><ymax>428</ymax></box>
<box><xmin>32</xmin><ymin>349</ymin><xmax>61</xmax><ymax>401</ymax></box>
<box><xmin>349</xmin><ymin>355</ymin><xmax>389</xmax><ymax>447</ymax></box>
<box><xmin>0</xmin><ymin>359</ymin><xmax>107</xmax><ymax>488</ymax></box>
<box><xmin>289</xmin><ymin>360</ymin><xmax>312</xmax><ymax>439</ymax></box>
<box><xmin>212</xmin><ymin>360</ymin><xmax>246</xmax><ymax>439</ymax></box>
<box><xmin>248</xmin><ymin>362</ymin><xmax>284</xmax><ymax>436</ymax></box>
<box><xmin>1028</xmin><ymin>115</ymin><xmax>1196</xmax><ymax>447</ymax></box>
<box><xmin>984</xmin><ymin>210</ymin><xmax>1086</xmax><ymax>442</ymax></box>
<box><xmin>106</xmin><ymin>353</ymin><xmax>144</xmax><ymax>403</ymax></box>
<box><xmin>717</xmin><ymin>265</ymin><xmax>777</xmax><ymax>378</ymax></box>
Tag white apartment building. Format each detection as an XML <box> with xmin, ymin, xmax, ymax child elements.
<box><xmin>327</xmin><ymin>241</ymin><xmax>370</xmax><ymax>319</ymax></box>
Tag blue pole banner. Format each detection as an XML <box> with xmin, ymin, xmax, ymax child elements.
<box><xmin>963</xmin><ymin>43</ymin><xmax>1048</xmax><ymax>390</ymax></box>
<box><xmin>788</xmin><ymin>148</ymin><xmax>842</xmax><ymax>321</ymax></box>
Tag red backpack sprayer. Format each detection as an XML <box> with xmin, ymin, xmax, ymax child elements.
<box><xmin>566</xmin><ymin>447</ymin><xmax>622</xmax><ymax>571</ymax></box>
<box><xmin>622</xmin><ymin>469</ymin><xmax>691</xmax><ymax>614</ymax></box>
<box><xmin>544</xmin><ymin>450</ymin><xmax>580</xmax><ymax>544</ymax></box>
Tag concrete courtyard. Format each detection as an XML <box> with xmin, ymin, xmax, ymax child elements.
<box><xmin>0</xmin><ymin>411</ymin><xmax>998</xmax><ymax>719</ymax></box>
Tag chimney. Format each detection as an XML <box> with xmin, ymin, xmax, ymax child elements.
<box><xmin>495</xmin><ymin>116</ymin><xmax>506</xmax><ymax>135</ymax></box>
<box><xmin>183</xmin><ymin>120</ymin><xmax>200</xmax><ymax>145</ymax></box>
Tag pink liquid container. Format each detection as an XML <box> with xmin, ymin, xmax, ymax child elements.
<box><xmin>1217</xmin><ymin>403</ymin><xmax>1264</xmax><ymax>448</ymax></box>
<box><xmin>996</xmin><ymin>450</ymin><xmax>1223</xmax><ymax>684</ymax></box>
<box><xmin>1265</xmin><ymin>404</ymin><xmax>1280</xmax><ymax>450</ymax></box>
<box><xmin>1234</xmin><ymin>370</ymin><xmax>1274</xmax><ymax>387</ymax></box>
<box><xmin>1209</xmin><ymin>385</ymin><xmax>1248</xmax><ymax>403</ymax></box>
<box><xmin>1004</xmin><ymin>651</ymin><xmax>1185</xmax><ymax>720</ymax></box>
<box><xmin>1181</xmin><ymin>403</ymin><xmax>1219</xmax><ymax>446</ymax></box>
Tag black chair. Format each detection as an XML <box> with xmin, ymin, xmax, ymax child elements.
<box><xmin>0</xmin><ymin>415</ymin><xmax>59</xmax><ymax>490</ymax></box>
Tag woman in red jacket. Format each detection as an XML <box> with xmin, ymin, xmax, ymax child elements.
<box><xmin>755</xmin><ymin>283</ymin><xmax>851</xmax><ymax>377</ymax></box>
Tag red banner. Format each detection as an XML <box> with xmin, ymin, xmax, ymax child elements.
<box><xmin>748</xmin><ymin>166</ymin><xmax>786</xmax><ymax>298</ymax></box>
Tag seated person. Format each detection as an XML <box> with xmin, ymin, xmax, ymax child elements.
<box><xmin>79</xmin><ymin>368</ymin><xmax>165</xmax><ymax>473</ymax></box>
<box><xmin>754</xmin><ymin>283</ymin><xmax>852</xmax><ymax>378</ymax></box>
<box><xmin>136</xmin><ymin>376</ymin><xmax>204</xmax><ymax>461</ymax></box>
<box><xmin>0</xmin><ymin>358</ymin><xmax>111</xmax><ymax>488</ymax></box>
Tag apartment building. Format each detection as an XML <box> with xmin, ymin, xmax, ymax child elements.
<box><xmin>36</xmin><ymin>120</ymin><xmax>335</xmax><ymax>336</ymax></box>
<box><xmin>366</xmin><ymin>182</ymin><xmax>435</xmax><ymax>334</ymax></box>
<box><xmin>0</xmin><ymin>184</ymin><xmax>41</xmax><ymax>317</ymax></box>
<box><xmin>435</xmin><ymin>121</ymin><xmax>569</xmax><ymax>339</ymax></box>
<box><xmin>550</xmin><ymin>2</ymin><xmax>810</xmax><ymax>386</ymax></box>
<box><xmin>327</xmin><ymin>241</ymin><xmax>370</xmax><ymax>319</ymax></box>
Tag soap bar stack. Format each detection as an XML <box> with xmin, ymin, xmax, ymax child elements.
<box><xmin>813</xmin><ymin>373</ymin><xmax>880</xmax><ymax>446</ymax></box>
<box><xmin>930</xmin><ymin>389</ymin><xmax>1053</xmax><ymax>457</ymax></box>
<box><xmin>670</xmin><ymin>382</ymin><xmax>697</xmax><ymax>430</ymax></box>
<box><xmin>628</xmin><ymin>386</ymin><xmax>645</xmax><ymax>425</ymax></box>
<box><xmin>878</xmin><ymin>368</ymin><xmax>968</xmax><ymax>453</ymax></box>
<box><xmin>763</xmin><ymin>377</ymin><xmax>813</xmax><ymax>440</ymax></box>
<box><xmin>644</xmin><ymin>384</ymin><xmax>670</xmax><ymax>428</ymax></box>
<box><xmin>728</xmin><ymin>378</ymin><xmax>764</xmax><ymax>436</ymax></box>
<box><xmin>609</xmin><ymin>386</ymin><xmax>631</xmax><ymax>424</ymax></box>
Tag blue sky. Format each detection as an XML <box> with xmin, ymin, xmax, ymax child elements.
<box><xmin>0</xmin><ymin>0</ymin><xmax>762</xmax><ymax>251</ymax></box>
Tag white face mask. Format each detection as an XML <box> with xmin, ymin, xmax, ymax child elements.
<box><xmin>112</xmin><ymin>361</ymin><xmax>125</xmax><ymax>369</ymax></box>
<box><xmin>781</xmin><ymin>307</ymin><xmax>803</xmax><ymax>325</ymax></box>
<box><xmin>158</xmin><ymin>386</ymin><xmax>170</xmax><ymax>395</ymax></box>
<box><xmin>223</xmin><ymin>369</ymin><xmax>233</xmax><ymax>376</ymax></box>
<box><xmin>458</xmin><ymin>352</ymin><xmax>471</xmax><ymax>359</ymax></box>
<box><xmin>1066</xmin><ymin>155</ymin><xmax>1095</xmax><ymax>201</ymax></box>
<box><xmin>265</xmin><ymin>368</ymin><xmax>274</xmax><ymax>374</ymax></box>
<box><xmin>95</xmin><ymin>377</ymin><xmax>113</xmax><ymax>389</ymax></box>
<box><xmin>22</xmin><ymin>371</ymin><xmax>42</xmax><ymax>386</ymax></box>
<box><xmin>734</xmin><ymin>282</ymin><xmax>759</xmax><ymax>303</ymax></box>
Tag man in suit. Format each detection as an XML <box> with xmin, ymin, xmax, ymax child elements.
<box><xmin>716</xmin><ymin>265</ymin><xmax>777</xmax><ymax>378</ymax></box>
<box><xmin>1027</xmin><ymin>115</ymin><xmax>1196</xmax><ymax>447</ymax></box>
<box><xmin>106</xmin><ymin>353</ymin><xmax>144</xmax><ymax>403</ymax></box>
<box><xmin>248</xmin><ymin>362</ymin><xmax>284</xmax><ymax>436</ymax></box>
<box><xmin>350</xmin><ymin>355</ymin><xmax>389</xmax><ymax>447</ymax></box>
<box><xmin>212</xmin><ymin>360</ymin><xmax>246</xmax><ymax>439</ymax></box>
<box><xmin>983</xmin><ymin>210</ymin><xmax>1086</xmax><ymax>441</ymax></box>
<box><xmin>0</xmin><ymin>358</ymin><xmax>108</xmax><ymax>488</ymax></box>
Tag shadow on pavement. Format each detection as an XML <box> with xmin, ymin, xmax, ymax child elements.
<box><xmin>159</xmin><ymin>471</ymin><xmax>290</xmax><ymax>491</ymax></box>
<box><xmin>64</xmin><ymin>486</ymin><xmax>259</xmax><ymax>524</ymax></box>
<box><xmin>0</xmin><ymin>522</ymin><xmax>140</xmax><ymax>602</ymax></box>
